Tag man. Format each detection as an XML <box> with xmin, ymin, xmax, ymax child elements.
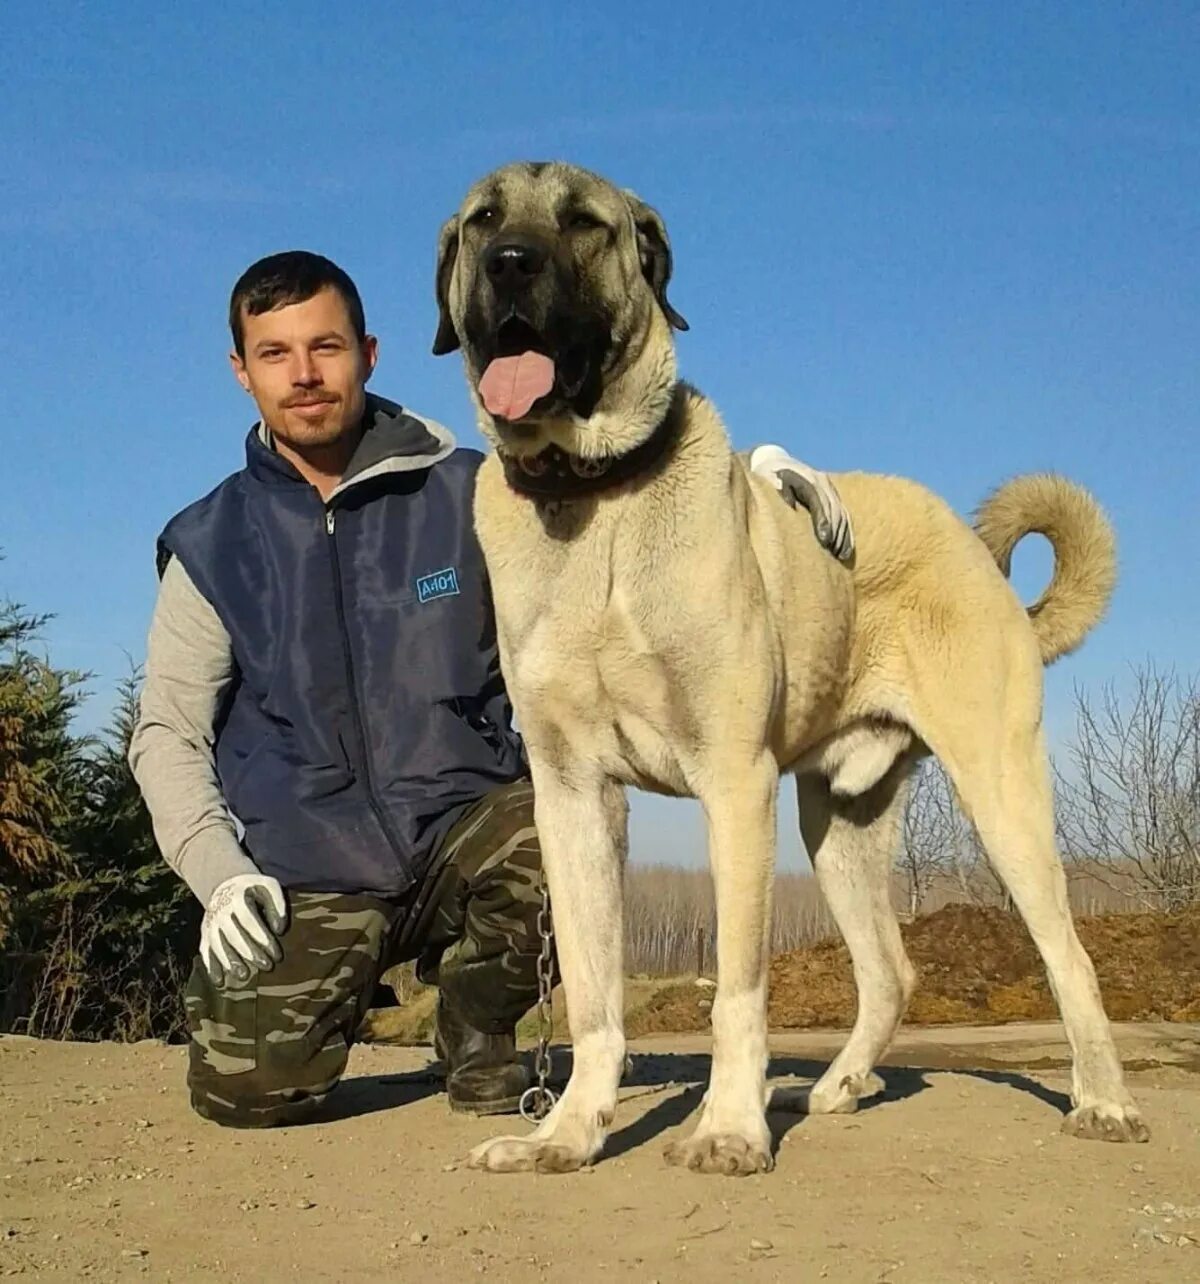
<box><xmin>129</xmin><ymin>250</ymin><xmax>851</xmax><ymax>1128</ymax></box>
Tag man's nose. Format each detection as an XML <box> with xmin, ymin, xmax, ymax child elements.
<box><xmin>290</xmin><ymin>352</ymin><xmax>322</xmax><ymax>385</ymax></box>
<box><xmin>483</xmin><ymin>238</ymin><xmax>548</xmax><ymax>295</ymax></box>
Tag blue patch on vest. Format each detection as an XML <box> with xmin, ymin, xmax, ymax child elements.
<box><xmin>416</xmin><ymin>566</ymin><xmax>460</xmax><ymax>604</ymax></box>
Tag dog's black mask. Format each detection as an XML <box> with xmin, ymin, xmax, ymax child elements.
<box><xmin>459</xmin><ymin>230</ymin><xmax>614</xmax><ymax>423</ymax></box>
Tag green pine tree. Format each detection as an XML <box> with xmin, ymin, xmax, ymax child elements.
<box><xmin>0</xmin><ymin>600</ymin><xmax>86</xmax><ymax>945</ymax></box>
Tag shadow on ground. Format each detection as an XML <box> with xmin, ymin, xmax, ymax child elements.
<box><xmin>605</xmin><ymin>1051</ymin><xmax>1071</xmax><ymax>1156</ymax></box>
<box><xmin>314</xmin><ymin>1065</ymin><xmax>444</xmax><ymax>1123</ymax></box>
<box><xmin>321</xmin><ymin>1046</ymin><xmax>1071</xmax><ymax>1150</ymax></box>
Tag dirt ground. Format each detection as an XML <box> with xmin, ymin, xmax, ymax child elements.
<box><xmin>631</xmin><ymin>904</ymin><xmax>1200</xmax><ymax>1036</ymax></box>
<box><xmin>2</xmin><ymin>1023</ymin><xmax>1198</xmax><ymax>1283</ymax></box>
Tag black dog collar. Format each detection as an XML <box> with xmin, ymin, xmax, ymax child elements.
<box><xmin>500</xmin><ymin>395</ymin><xmax>682</xmax><ymax>502</ymax></box>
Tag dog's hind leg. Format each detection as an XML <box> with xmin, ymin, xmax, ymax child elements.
<box><xmin>775</xmin><ymin>758</ymin><xmax>917</xmax><ymax>1115</ymax></box>
<box><xmin>663</xmin><ymin>754</ymin><xmax>779</xmax><ymax>1176</ymax></box>
<box><xmin>917</xmin><ymin>711</ymin><xmax>1149</xmax><ymax>1143</ymax></box>
<box><xmin>467</xmin><ymin>763</ymin><xmax>629</xmax><ymax>1174</ymax></box>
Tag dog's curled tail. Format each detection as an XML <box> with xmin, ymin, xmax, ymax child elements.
<box><xmin>974</xmin><ymin>473</ymin><xmax>1117</xmax><ymax>665</ymax></box>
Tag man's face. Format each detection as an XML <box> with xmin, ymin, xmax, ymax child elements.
<box><xmin>230</xmin><ymin>287</ymin><xmax>378</xmax><ymax>449</ymax></box>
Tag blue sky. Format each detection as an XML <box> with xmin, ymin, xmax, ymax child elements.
<box><xmin>4</xmin><ymin>3</ymin><xmax>1197</xmax><ymax>870</ymax></box>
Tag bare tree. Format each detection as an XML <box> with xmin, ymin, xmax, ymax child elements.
<box><xmin>899</xmin><ymin>759</ymin><xmax>949</xmax><ymax>917</ymax></box>
<box><xmin>621</xmin><ymin>866</ymin><xmax>835</xmax><ymax>975</ymax></box>
<box><xmin>1055</xmin><ymin>665</ymin><xmax>1199</xmax><ymax>912</ymax></box>
<box><xmin>896</xmin><ymin>756</ymin><xmax>1021</xmax><ymax>914</ymax></box>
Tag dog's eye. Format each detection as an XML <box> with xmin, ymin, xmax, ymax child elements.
<box><xmin>566</xmin><ymin>210</ymin><xmax>604</xmax><ymax>231</ymax></box>
<box><xmin>467</xmin><ymin>206</ymin><xmax>497</xmax><ymax>227</ymax></box>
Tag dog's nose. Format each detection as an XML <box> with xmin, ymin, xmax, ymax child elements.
<box><xmin>484</xmin><ymin>239</ymin><xmax>547</xmax><ymax>291</ymax></box>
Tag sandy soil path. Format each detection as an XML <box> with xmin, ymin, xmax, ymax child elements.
<box><xmin>2</xmin><ymin>1023</ymin><xmax>1198</xmax><ymax>1282</ymax></box>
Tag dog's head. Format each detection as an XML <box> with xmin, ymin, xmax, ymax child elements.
<box><xmin>432</xmin><ymin>161</ymin><xmax>688</xmax><ymax>458</ymax></box>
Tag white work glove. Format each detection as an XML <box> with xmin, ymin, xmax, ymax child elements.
<box><xmin>200</xmin><ymin>873</ymin><xmax>288</xmax><ymax>987</ymax></box>
<box><xmin>749</xmin><ymin>443</ymin><xmax>855</xmax><ymax>562</ymax></box>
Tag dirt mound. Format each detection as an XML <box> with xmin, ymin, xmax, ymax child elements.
<box><xmin>627</xmin><ymin>904</ymin><xmax>1200</xmax><ymax>1036</ymax></box>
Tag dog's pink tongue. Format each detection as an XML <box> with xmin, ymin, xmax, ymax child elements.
<box><xmin>478</xmin><ymin>352</ymin><xmax>555</xmax><ymax>420</ymax></box>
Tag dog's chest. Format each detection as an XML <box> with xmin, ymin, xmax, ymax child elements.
<box><xmin>507</xmin><ymin>576</ymin><xmax>694</xmax><ymax>796</ymax></box>
<box><xmin>477</xmin><ymin>474</ymin><xmax>704</xmax><ymax>794</ymax></box>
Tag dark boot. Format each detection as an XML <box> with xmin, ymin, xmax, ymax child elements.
<box><xmin>434</xmin><ymin>996</ymin><xmax>530</xmax><ymax>1116</ymax></box>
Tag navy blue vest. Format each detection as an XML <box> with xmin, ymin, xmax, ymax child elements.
<box><xmin>158</xmin><ymin>396</ymin><xmax>526</xmax><ymax>896</ymax></box>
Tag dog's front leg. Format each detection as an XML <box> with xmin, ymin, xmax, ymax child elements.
<box><xmin>665</xmin><ymin>755</ymin><xmax>778</xmax><ymax>1176</ymax></box>
<box><xmin>467</xmin><ymin>760</ymin><xmax>627</xmax><ymax>1174</ymax></box>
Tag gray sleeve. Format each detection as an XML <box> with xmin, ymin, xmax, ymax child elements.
<box><xmin>128</xmin><ymin>557</ymin><xmax>259</xmax><ymax>905</ymax></box>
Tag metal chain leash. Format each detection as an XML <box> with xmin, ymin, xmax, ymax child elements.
<box><xmin>518</xmin><ymin>869</ymin><xmax>558</xmax><ymax>1123</ymax></box>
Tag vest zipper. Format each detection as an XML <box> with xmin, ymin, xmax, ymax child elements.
<box><xmin>324</xmin><ymin>503</ymin><xmax>407</xmax><ymax>867</ymax></box>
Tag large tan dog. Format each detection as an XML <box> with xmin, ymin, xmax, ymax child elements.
<box><xmin>432</xmin><ymin>161</ymin><xmax>1147</xmax><ymax>1175</ymax></box>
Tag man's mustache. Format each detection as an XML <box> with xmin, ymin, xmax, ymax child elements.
<box><xmin>281</xmin><ymin>392</ymin><xmax>339</xmax><ymax>408</ymax></box>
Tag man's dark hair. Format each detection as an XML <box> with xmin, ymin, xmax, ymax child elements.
<box><xmin>229</xmin><ymin>250</ymin><xmax>367</xmax><ymax>357</ymax></box>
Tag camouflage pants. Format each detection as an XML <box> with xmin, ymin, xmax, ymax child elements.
<box><xmin>185</xmin><ymin>780</ymin><xmax>545</xmax><ymax>1128</ymax></box>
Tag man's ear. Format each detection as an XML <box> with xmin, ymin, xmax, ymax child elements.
<box><xmin>432</xmin><ymin>214</ymin><xmax>461</xmax><ymax>355</ymax></box>
<box><xmin>229</xmin><ymin>351</ymin><xmax>252</xmax><ymax>393</ymax></box>
<box><xmin>362</xmin><ymin>334</ymin><xmax>379</xmax><ymax>382</ymax></box>
<box><xmin>623</xmin><ymin>190</ymin><xmax>689</xmax><ymax>332</ymax></box>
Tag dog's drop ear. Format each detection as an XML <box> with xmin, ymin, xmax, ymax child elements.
<box><xmin>624</xmin><ymin>191</ymin><xmax>689</xmax><ymax>332</ymax></box>
<box><xmin>432</xmin><ymin>214</ymin><xmax>461</xmax><ymax>356</ymax></box>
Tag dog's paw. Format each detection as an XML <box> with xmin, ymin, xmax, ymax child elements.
<box><xmin>774</xmin><ymin>1070</ymin><xmax>885</xmax><ymax>1116</ymax></box>
<box><xmin>663</xmin><ymin>1132</ymin><xmax>773</xmax><ymax>1176</ymax></box>
<box><xmin>467</xmin><ymin>1134</ymin><xmax>588</xmax><ymax>1174</ymax></box>
<box><xmin>1061</xmin><ymin>1103</ymin><xmax>1150</xmax><ymax>1144</ymax></box>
